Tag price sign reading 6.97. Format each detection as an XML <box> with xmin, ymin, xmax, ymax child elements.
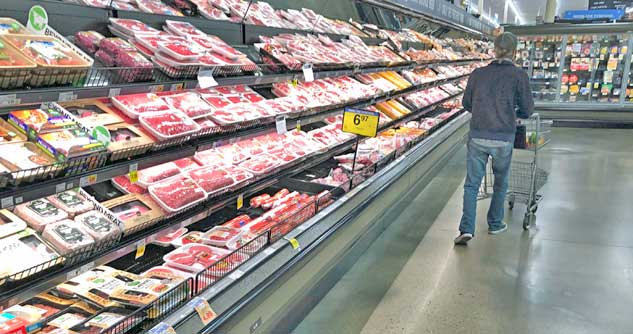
<box><xmin>342</xmin><ymin>107</ymin><xmax>380</xmax><ymax>137</ymax></box>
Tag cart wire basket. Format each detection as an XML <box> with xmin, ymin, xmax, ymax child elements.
<box><xmin>479</xmin><ymin>113</ymin><xmax>550</xmax><ymax>230</ymax></box>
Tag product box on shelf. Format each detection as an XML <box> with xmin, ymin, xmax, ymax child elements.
<box><xmin>0</xmin><ymin>142</ymin><xmax>57</xmax><ymax>180</ymax></box>
<box><xmin>102</xmin><ymin>194</ymin><xmax>164</xmax><ymax>235</ymax></box>
<box><xmin>0</xmin><ymin>18</ymin><xmax>27</xmax><ymax>35</ymax></box>
<box><xmin>0</xmin><ymin>228</ymin><xmax>62</xmax><ymax>284</ymax></box>
<box><xmin>59</xmin><ymin>99</ymin><xmax>125</xmax><ymax>128</ymax></box>
<box><xmin>106</xmin><ymin>123</ymin><xmax>155</xmax><ymax>160</ymax></box>
<box><xmin>8</xmin><ymin>108</ymin><xmax>76</xmax><ymax>141</ymax></box>
<box><xmin>36</xmin><ymin>128</ymin><xmax>106</xmax><ymax>162</ymax></box>
<box><xmin>0</xmin><ymin>119</ymin><xmax>27</xmax><ymax>145</ymax></box>
<box><xmin>0</xmin><ymin>37</ymin><xmax>36</xmax><ymax>89</ymax></box>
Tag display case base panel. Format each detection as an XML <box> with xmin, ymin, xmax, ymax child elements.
<box><xmin>166</xmin><ymin>113</ymin><xmax>469</xmax><ymax>334</ymax></box>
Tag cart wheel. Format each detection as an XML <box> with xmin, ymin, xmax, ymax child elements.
<box><xmin>523</xmin><ymin>213</ymin><xmax>535</xmax><ymax>230</ymax></box>
<box><xmin>508</xmin><ymin>201</ymin><xmax>514</xmax><ymax>210</ymax></box>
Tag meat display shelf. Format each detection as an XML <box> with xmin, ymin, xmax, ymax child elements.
<box><xmin>0</xmin><ymin>59</ymin><xmax>481</xmax><ymax>110</ymax></box>
<box><xmin>150</xmin><ymin>109</ymin><xmax>472</xmax><ymax>334</ymax></box>
<box><xmin>0</xmin><ymin>87</ymin><xmax>463</xmax><ymax>308</ymax></box>
<box><xmin>0</xmin><ymin>73</ymin><xmax>469</xmax><ymax>205</ymax></box>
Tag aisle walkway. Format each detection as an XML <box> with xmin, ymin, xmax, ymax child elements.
<box><xmin>294</xmin><ymin>128</ymin><xmax>633</xmax><ymax>334</ymax></box>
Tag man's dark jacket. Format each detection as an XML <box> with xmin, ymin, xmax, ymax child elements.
<box><xmin>462</xmin><ymin>59</ymin><xmax>534</xmax><ymax>142</ymax></box>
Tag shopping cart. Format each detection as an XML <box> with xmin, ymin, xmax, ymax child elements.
<box><xmin>480</xmin><ymin>113</ymin><xmax>551</xmax><ymax>229</ymax></box>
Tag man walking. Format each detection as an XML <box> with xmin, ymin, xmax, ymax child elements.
<box><xmin>454</xmin><ymin>32</ymin><xmax>534</xmax><ymax>245</ymax></box>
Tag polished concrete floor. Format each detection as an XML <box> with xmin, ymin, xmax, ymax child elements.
<box><xmin>294</xmin><ymin>128</ymin><xmax>633</xmax><ymax>334</ymax></box>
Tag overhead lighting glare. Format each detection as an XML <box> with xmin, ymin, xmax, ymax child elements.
<box><xmin>507</xmin><ymin>0</ymin><xmax>526</xmax><ymax>24</ymax></box>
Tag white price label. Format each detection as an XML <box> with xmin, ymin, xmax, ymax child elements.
<box><xmin>149</xmin><ymin>85</ymin><xmax>164</xmax><ymax>93</ymax></box>
<box><xmin>302</xmin><ymin>63</ymin><xmax>314</xmax><ymax>82</ymax></box>
<box><xmin>14</xmin><ymin>197</ymin><xmax>22</xmax><ymax>205</ymax></box>
<box><xmin>58</xmin><ymin>91</ymin><xmax>76</xmax><ymax>102</ymax></box>
<box><xmin>0</xmin><ymin>94</ymin><xmax>18</xmax><ymax>107</ymax></box>
<box><xmin>56</xmin><ymin>183</ymin><xmax>66</xmax><ymax>194</ymax></box>
<box><xmin>108</xmin><ymin>88</ymin><xmax>121</xmax><ymax>97</ymax></box>
<box><xmin>228</xmin><ymin>270</ymin><xmax>244</xmax><ymax>280</ymax></box>
<box><xmin>275</xmin><ymin>116</ymin><xmax>287</xmax><ymax>134</ymax></box>
<box><xmin>66</xmin><ymin>182</ymin><xmax>74</xmax><ymax>190</ymax></box>
<box><xmin>198</xmin><ymin>70</ymin><xmax>218</xmax><ymax>89</ymax></box>
<box><xmin>79</xmin><ymin>174</ymin><xmax>98</xmax><ymax>187</ymax></box>
<box><xmin>1</xmin><ymin>197</ymin><xmax>13</xmax><ymax>209</ymax></box>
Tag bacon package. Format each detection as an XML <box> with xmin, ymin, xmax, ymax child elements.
<box><xmin>111</xmin><ymin>93</ymin><xmax>171</xmax><ymax>119</ymax></box>
<box><xmin>14</xmin><ymin>198</ymin><xmax>69</xmax><ymax>233</ymax></box>
<box><xmin>47</xmin><ymin>190</ymin><xmax>94</xmax><ymax>218</ymax></box>
<box><xmin>148</xmin><ymin>175</ymin><xmax>207</xmax><ymax>213</ymax></box>
<box><xmin>74</xmin><ymin>210</ymin><xmax>122</xmax><ymax>241</ymax></box>
<box><xmin>42</xmin><ymin>220</ymin><xmax>95</xmax><ymax>255</ymax></box>
<box><xmin>139</xmin><ymin>110</ymin><xmax>201</xmax><ymax>140</ymax></box>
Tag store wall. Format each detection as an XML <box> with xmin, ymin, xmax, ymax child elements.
<box><xmin>265</xmin><ymin>0</ymin><xmax>362</xmax><ymax>21</ymax></box>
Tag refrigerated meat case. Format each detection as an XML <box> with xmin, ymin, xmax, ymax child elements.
<box><xmin>506</xmin><ymin>23</ymin><xmax>633</xmax><ymax>125</ymax></box>
<box><xmin>0</xmin><ymin>1</ymin><xmax>488</xmax><ymax>333</ymax></box>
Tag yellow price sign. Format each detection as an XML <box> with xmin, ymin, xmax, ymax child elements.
<box><xmin>289</xmin><ymin>238</ymin><xmax>300</xmax><ymax>250</ymax></box>
<box><xmin>291</xmin><ymin>79</ymin><xmax>298</xmax><ymax>87</ymax></box>
<box><xmin>129</xmin><ymin>170</ymin><xmax>138</xmax><ymax>183</ymax></box>
<box><xmin>341</xmin><ymin>108</ymin><xmax>380</xmax><ymax>137</ymax></box>
<box><xmin>237</xmin><ymin>194</ymin><xmax>244</xmax><ymax>210</ymax></box>
<box><xmin>135</xmin><ymin>242</ymin><xmax>146</xmax><ymax>259</ymax></box>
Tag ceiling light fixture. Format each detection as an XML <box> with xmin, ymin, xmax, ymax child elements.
<box><xmin>507</xmin><ymin>0</ymin><xmax>526</xmax><ymax>25</ymax></box>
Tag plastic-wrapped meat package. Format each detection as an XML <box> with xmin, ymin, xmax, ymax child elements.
<box><xmin>202</xmin><ymin>226</ymin><xmax>243</xmax><ymax>249</ymax></box>
<box><xmin>112</xmin><ymin>93</ymin><xmax>171</xmax><ymax>119</ymax></box>
<box><xmin>99</xmin><ymin>38</ymin><xmax>136</xmax><ymax>58</ymax></box>
<box><xmin>109</xmin><ymin>18</ymin><xmax>162</xmax><ymax>36</ymax></box>
<box><xmin>222</xmin><ymin>215</ymin><xmax>251</xmax><ymax>229</ymax></box>
<box><xmin>207</xmin><ymin>109</ymin><xmax>244</xmax><ymax>125</ymax></box>
<box><xmin>162</xmin><ymin>92</ymin><xmax>213</xmax><ymax>119</ymax></box>
<box><xmin>193</xmin><ymin>149</ymin><xmax>229</xmax><ymax>167</ymax></box>
<box><xmin>116</xmin><ymin>51</ymin><xmax>153</xmax><ymax>82</ymax></box>
<box><xmin>158</xmin><ymin>40</ymin><xmax>204</xmax><ymax>61</ymax></box>
<box><xmin>172</xmin><ymin>230</ymin><xmax>204</xmax><ymax>246</ymax></box>
<box><xmin>148</xmin><ymin>174</ymin><xmax>207</xmax><ymax>213</ymax></box>
<box><xmin>226</xmin><ymin>165</ymin><xmax>253</xmax><ymax>184</ymax></box>
<box><xmin>14</xmin><ymin>199</ymin><xmax>69</xmax><ymax>233</ymax></box>
<box><xmin>137</xmin><ymin>162</ymin><xmax>181</xmax><ymax>188</ymax></box>
<box><xmin>196</xmin><ymin>117</ymin><xmax>217</xmax><ymax>130</ymax></box>
<box><xmin>112</xmin><ymin>175</ymin><xmax>147</xmax><ymax>194</ymax></box>
<box><xmin>74</xmin><ymin>210</ymin><xmax>122</xmax><ymax>241</ymax></box>
<box><xmin>269</xmin><ymin>148</ymin><xmax>300</xmax><ymax>164</ymax></box>
<box><xmin>210</xmin><ymin>44</ymin><xmax>242</xmax><ymax>60</ymax></box>
<box><xmin>200</xmin><ymin>95</ymin><xmax>231</xmax><ymax>110</ymax></box>
<box><xmin>95</xmin><ymin>49</ymin><xmax>116</xmax><ymax>67</ymax></box>
<box><xmin>154</xmin><ymin>227</ymin><xmax>187</xmax><ymax>247</ymax></box>
<box><xmin>173</xmin><ymin>157</ymin><xmax>200</xmax><ymax>172</ymax></box>
<box><xmin>165</xmin><ymin>20</ymin><xmax>206</xmax><ymax>36</ymax></box>
<box><xmin>42</xmin><ymin>220</ymin><xmax>95</xmax><ymax>255</ymax></box>
<box><xmin>187</xmin><ymin>166</ymin><xmax>238</xmax><ymax>195</ymax></box>
<box><xmin>134</xmin><ymin>35</ymin><xmax>163</xmax><ymax>53</ymax></box>
<box><xmin>168</xmin><ymin>244</ymin><xmax>248</xmax><ymax>277</ymax></box>
<box><xmin>47</xmin><ymin>190</ymin><xmax>94</xmax><ymax>218</ymax></box>
<box><xmin>239</xmin><ymin>154</ymin><xmax>280</xmax><ymax>175</ymax></box>
<box><xmin>136</xmin><ymin>0</ymin><xmax>183</xmax><ymax>16</ymax></box>
<box><xmin>216</xmin><ymin>146</ymin><xmax>249</xmax><ymax>164</ymax></box>
<box><xmin>139</xmin><ymin>110</ymin><xmax>201</xmax><ymax>140</ymax></box>
<box><xmin>74</xmin><ymin>31</ymin><xmax>105</xmax><ymax>54</ymax></box>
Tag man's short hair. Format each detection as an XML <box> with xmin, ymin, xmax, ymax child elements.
<box><xmin>494</xmin><ymin>32</ymin><xmax>518</xmax><ymax>59</ymax></box>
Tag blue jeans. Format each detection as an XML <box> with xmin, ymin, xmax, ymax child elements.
<box><xmin>459</xmin><ymin>138</ymin><xmax>513</xmax><ymax>235</ymax></box>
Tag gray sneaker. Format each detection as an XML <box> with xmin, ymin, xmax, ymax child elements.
<box><xmin>454</xmin><ymin>233</ymin><xmax>473</xmax><ymax>245</ymax></box>
<box><xmin>488</xmin><ymin>223</ymin><xmax>508</xmax><ymax>235</ymax></box>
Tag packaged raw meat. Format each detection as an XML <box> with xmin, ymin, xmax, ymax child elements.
<box><xmin>37</xmin><ymin>128</ymin><xmax>106</xmax><ymax>161</ymax></box>
<box><xmin>161</xmin><ymin>92</ymin><xmax>213</xmax><ymax>119</ymax></box>
<box><xmin>153</xmin><ymin>227</ymin><xmax>187</xmax><ymax>247</ymax></box>
<box><xmin>0</xmin><ymin>18</ymin><xmax>27</xmax><ymax>34</ymax></box>
<box><xmin>74</xmin><ymin>31</ymin><xmax>105</xmax><ymax>54</ymax></box>
<box><xmin>0</xmin><ymin>228</ymin><xmax>61</xmax><ymax>282</ymax></box>
<box><xmin>164</xmin><ymin>20</ymin><xmax>206</xmax><ymax>36</ymax></box>
<box><xmin>42</xmin><ymin>220</ymin><xmax>95</xmax><ymax>255</ymax></box>
<box><xmin>193</xmin><ymin>149</ymin><xmax>229</xmax><ymax>167</ymax></box>
<box><xmin>103</xmin><ymin>194</ymin><xmax>164</xmax><ymax>234</ymax></box>
<box><xmin>14</xmin><ymin>199</ymin><xmax>69</xmax><ymax>233</ymax></box>
<box><xmin>222</xmin><ymin>215</ymin><xmax>252</xmax><ymax>229</ymax></box>
<box><xmin>136</xmin><ymin>0</ymin><xmax>183</xmax><ymax>16</ymax></box>
<box><xmin>202</xmin><ymin>226</ymin><xmax>243</xmax><ymax>249</ymax></box>
<box><xmin>74</xmin><ymin>210</ymin><xmax>122</xmax><ymax>242</ymax></box>
<box><xmin>47</xmin><ymin>190</ymin><xmax>94</xmax><ymax>217</ymax></box>
<box><xmin>111</xmin><ymin>93</ymin><xmax>171</xmax><ymax>119</ymax></box>
<box><xmin>95</xmin><ymin>49</ymin><xmax>116</xmax><ymax>66</ymax></box>
<box><xmin>106</xmin><ymin>123</ymin><xmax>155</xmax><ymax>160</ymax></box>
<box><xmin>239</xmin><ymin>154</ymin><xmax>280</xmax><ymax>175</ymax></box>
<box><xmin>157</xmin><ymin>40</ymin><xmax>204</xmax><ymax>61</ymax></box>
<box><xmin>139</xmin><ymin>110</ymin><xmax>200</xmax><ymax>140</ymax></box>
<box><xmin>148</xmin><ymin>174</ymin><xmax>207</xmax><ymax>213</ymax></box>
<box><xmin>163</xmin><ymin>243</ymin><xmax>233</xmax><ymax>272</ymax></box>
<box><xmin>136</xmin><ymin>162</ymin><xmax>181</xmax><ymax>188</ymax></box>
<box><xmin>134</xmin><ymin>35</ymin><xmax>163</xmax><ymax>53</ymax></box>
<box><xmin>70</xmin><ymin>308</ymin><xmax>139</xmax><ymax>334</ymax></box>
<box><xmin>187</xmin><ymin>166</ymin><xmax>246</xmax><ymax>196</ymax></box>
<box><xmin>108</xmin><ymin>18</ymin><xmax>161</xmax><ymax>36</ymax></box>
<box><xmin>2</xmin><ymin>34</ymin><xmax>92</xmax><ymax>68</ymax></box>
<box><xmin>116</xmin><ymin>51</ymin><xmax>153</xmax><ymax>81</ymax></box>
<box><xmin>173</xmin><ymin>157</ymin><xmax>200</xmax><ymax>171</ymax></box>
<box><xmin>60</xmin><ymin>99</ymin><xmax>124</xmax><ymax>128</ymax></box>
<box><xmin>196</xmin><ymin>117</ymin><xmax>217</xmax><ymax>130</ymax></box>
<box><xmin>98</xmin><ymin>37</ymin><xmax>136</xmax><ymax>57</ymax></box>
<box><xmin>0</xmin><ymin>39</ymin><xmax>36</xmax><ymax>89</ymax></box>
<box><xmin>250</xmin><ymin>194</ymin><xmax>270</xmax><ymax>208</ymax></box>
<box><xmin>142</xmin><ymin>266</ymin><xmax>190</xmax><ymax>286</ymax></box>
<box><xmin>171</xmin><ymin>230</ymin><xmax>204</xmax><ymax>247</ymax></box>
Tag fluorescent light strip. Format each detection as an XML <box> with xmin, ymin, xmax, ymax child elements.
<box><xmin>507</xmin><ymin>0</ymin><xmax>526</xmax><ymax>24</ymax></box>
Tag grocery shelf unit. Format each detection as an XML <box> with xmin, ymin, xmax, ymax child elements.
<box><xmin>506</xmin><ymin>23</ymin><xmax>633</xmax><ymax>126</ymax></box>
<box><xmin>0</xmin><ymin>1</ymin><xmax>484</xmax><ymax>333</ymax></box>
